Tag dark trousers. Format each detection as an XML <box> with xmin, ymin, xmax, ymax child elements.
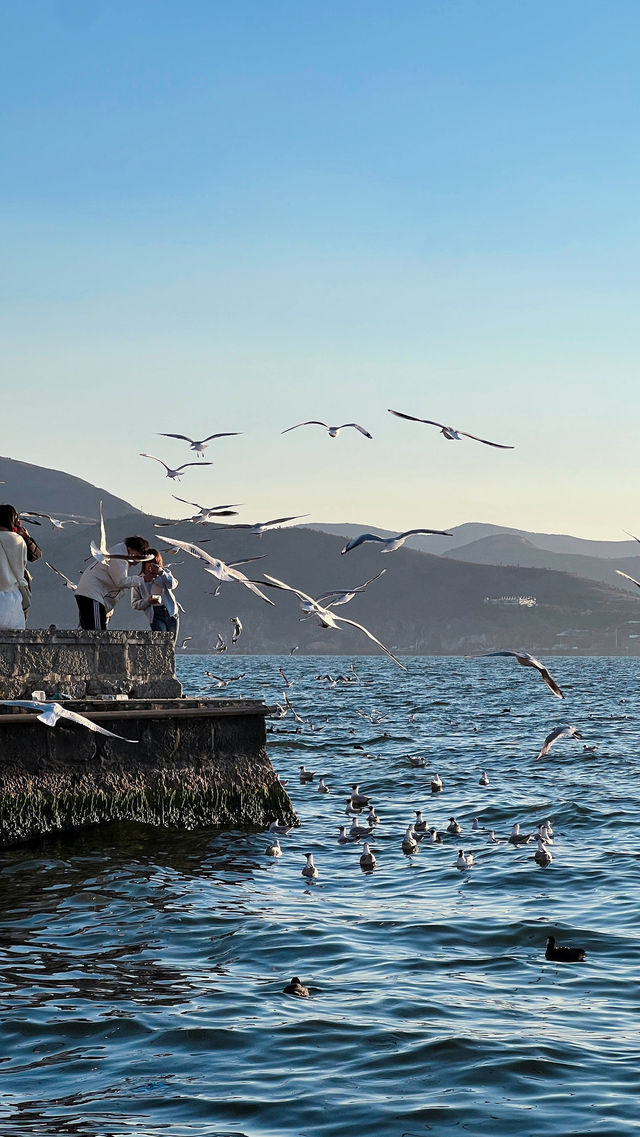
<box><xmin>76</xmin><ymin>595</ymin><xmax>108</xmax><ymax>630</ymax></box>
<box><xmin>151</xmin><ymin>605</ymin><xmax>178</xmax><ymax>642</ymax></box>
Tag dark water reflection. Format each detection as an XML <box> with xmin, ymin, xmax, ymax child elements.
<box><xmin>2</xmin><ymin>656</ymin><xmax>640</xmax><ymax>1135</ymax></box>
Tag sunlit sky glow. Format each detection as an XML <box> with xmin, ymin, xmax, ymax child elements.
<box><xmin>3</xmin><ymin>1</ymin><xmax>639</xmax><ymax>538</ymax></box>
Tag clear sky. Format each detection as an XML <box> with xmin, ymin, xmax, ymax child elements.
<box><xmin>3</xmin><ymin>1</ymin><xmax>639</xmax><ymax>538</ymax></box>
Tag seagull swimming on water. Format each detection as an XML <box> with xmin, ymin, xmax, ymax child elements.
<box><xmin>536</xmin><ymin>724</ymin><xmax>583</xmax><ymax>759</ymax></box>
<box><xmin>140</xmin><ymin>454</ymin><xmax>212</xmax><ymax>479</ymax></box>
<box><xmin>1</xmin><ymin>700</ymin><xmax>137</xmax><ymax>742</ymax></box>
<box><xmin>341</xmin><ymin>528</ymin><xmax>452</xmax><ymax>555</ymax></box>
<box><xmin>157</xmin><ymin>431</ymin><xmax>241</xmax><ymax>458</ymax></box>
<box><xmin>282</xmin><ymin>420</ymin><xmax>373</xmax><ymax>439</ymax></box>
<box><xmin>388</xmin><ymin>408</ymin><xmax>514</xmax><ymax>449</ymax></box>
<box><xmin>484</xmin><ymin>650</ymin><xmax>564</xmax><ymax>699</ymax></box>
<box><xmin>259</xmin><ymin>574</ymin><xmax>407</xmax><ymax>669</ymax></box>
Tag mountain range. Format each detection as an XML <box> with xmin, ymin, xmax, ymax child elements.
<box><xmin>3</xmin><ymin>455</ymin><xmax>640</xmax><ymax>656</ymax></box>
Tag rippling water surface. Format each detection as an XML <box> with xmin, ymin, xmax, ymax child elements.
<box><xmin>2</xmin><ymin>655</ymin><xmax>640</xmax><ymax>1136</ymax></box>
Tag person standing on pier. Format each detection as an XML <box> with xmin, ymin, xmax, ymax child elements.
<box><xmin>131</xmin><ymin>549</ymin><xmax>179</xmax><ymax>642</ymax></box>
<box><xmin>0</xmin><ymin>504</ymin><xmax>29</xmax><ymax>629</ymax></box>
<box><xmin>75</xmin><ymin>534</ymin><xmax>150</xmax><ymax>630</ymax></box>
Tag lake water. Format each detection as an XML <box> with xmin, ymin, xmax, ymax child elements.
<box><xmin>2</xmin><ymin>654</ymin><xmax>640</xmax><ymax>1136</ymax></box>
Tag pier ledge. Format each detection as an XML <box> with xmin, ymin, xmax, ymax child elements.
<box><xmin>0</xmin><ymin>630</ymin><xmax>295</xmax><ymax>847</ymax></box>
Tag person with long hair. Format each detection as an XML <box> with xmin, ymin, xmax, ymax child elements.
<box><xmin>131</xmin><ymin>549</ymin><xmax>179</xmax><ymax>641</ymax></box>
<box><xmin>0</xmin><ymin>503</ymin><xmax>28</xmax><ymax>629</ymax></box>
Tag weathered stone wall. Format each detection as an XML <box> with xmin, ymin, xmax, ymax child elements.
<box><xmin>0</xmin><ymin>699</ymin><xmax>296</xmax><ymax>846</ymax></box>
<box><xmin>0</xmin><ymin>629</ymin><xmax>182</xmax><ymax>699</ymax></box>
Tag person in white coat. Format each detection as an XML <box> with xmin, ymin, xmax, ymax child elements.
<box><xmin>75</xmin><ymin>534</ymin><xmax>150</xmax><ymax>630</ymax></box>
<box><xmin>0</xmin><ymin>504</ymin><xmax>28</xmax><ymax>629</ymax></box>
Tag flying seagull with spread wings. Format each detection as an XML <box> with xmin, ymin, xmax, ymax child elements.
<box><xmin>156</xmin><ymin>535</ymin><xmax>274</xmax><ymax>604</ymax></box>
<box><xmin>153</xmin><ymin>497</ymin><xmax>241</xmax><ymax>526</ymax></box>
<box><xmin>282</xmin><ymin>421</ymin><xmax>372</xmax><ymax>439</ymax></box>
<box><xmin>313</xmin><ymin>570</ymin><xmax>387</xmax><ymax>610</ymax></box>
<box><xmin>388</xmin><ymin>408</ymin><xmax>514</xmax><ymax>449</ymax></box>
<box><xmin>140</xmin><ymin>454</ymin><xmax>212</xmax><ymax>479</ymax></box>
<box><xmin>260</xmin><ymin>574</ymin><xmax>407</xmax><ymax>669</ymax></box>
<box><xmin>21</xmin><ymin>511</ymin><xmax>96</xmax><ymax>529</ymax></box>
<box><xmin>221</xmin><ymin>515</ymin><xmax>309</xmax><ymax>536</ymax></box>
<box><xmin>1</xmin><ymin>700</ymin><xmax>138</xmax><ymax>742</ymax></box>
<box><xmin>485</xmin><ymin>651</ymin><xmax>564</xmax><ymax>698</ymax></box>
<box><xmin>536</xmin><ymin>724</ymin><xmax>583</xmax><ymax>759</ymax></box>
<box><xmin>157</xmin><ymin>431</ymin><xmax>241</xmax><ymax>458</ymax></box>
<box><xmin>341</xmin><ymin>528</ymin><xmax>452</xmax><ymax>555</ymax></box>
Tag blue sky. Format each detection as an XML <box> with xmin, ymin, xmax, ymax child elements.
<box><xmin>3</xmin><ymin>1</ymin><xmax>639</xmax><ymax>537</ymax></box>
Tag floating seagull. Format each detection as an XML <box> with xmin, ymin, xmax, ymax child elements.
<box><xmin>413</xmin><ymin>811</ymin><xmax>428</xmax><ymax>833</ymax></box>
<box><xmin>22</xmin><ymin>511</ymin><xmax>95</xmax><ymax>529</ymax></box>
<box><xmin>268</xmin><ymin>820</ymin><xmax>293</xmax><ymax>835</ymax></box>
<box><xmin>283</xmin><ymin>976</ymin><xmax>309</xmax><ymax>997</ymax></box>
<box><xmin>426</xmin><ymin>827</ymin><xmax>443</xmax><ymax>843</ymax></box>
<box><xmin>341</xmin><ymin>528</ymin><xmax>452</xmax><ymax>555</ymax></box>
<box><xmin>536</xmin><ymin>724</ymin><xmax>583</xmax><ymax>759</ymax></box>
<box><xmin>366</xmin><ymin>806</ymin><xmax>380</xmax><ymax>826</ymax></box>
<box><xmin>447</xmin><ymin>817</ymin><xmax>462</xmax><ymax>835</ymax></box>
<box><xmin>509</xmin><ymin>823</ymin><xmax>532</xmax><ymax>846</ymax></box>
<box><xmin>231</xmin><ymin>617</ymin><xmax>243</xmax><ymax>644</ymax></box>
<box><xmin>299</xmin><ymin>765</ymin><xmax>315</xmax><ymax>783</ymax></box>
<box><xmin>45</xmin><ymin>562</ymin><xmax>77</xmax><ymax>591</ymax></box>
<box><xmin>222</xmin><ymin>514</ymin><xmax>309</xmax><ymax>537</ymax></box>
<box><xmin>259</xmin><ymin>574</ymin><xmax>406</xmax><ymax>670</ymax></box>
<box><xmin>266</xmin><ymin>837</ymin><xmax>282</xmax><ymax>857</ymax></box>
<box><xmin>349</xmin><ymin>818</ymin><xmax>371</xmax><ymax>840</ymax></box>
<box><xmin>350</xmin><ymin>785</ymin><xmax>370</xmax><ymax>807</ymax></box>
<box><xmin>402</xmin><ymin>826</ymin><xmax>419</xmax><ymax>855</ymax></box>
<box><xmin>337</xmin><ymin>826</ymin><xmax>354</xmax><ymax>844</ymax></box>
<box><xmin>140</xmin><ymin>454</ymin><xmax>212</xmax><ymax>479</ymax></box>
<box><xmin>545</xmin><ymin>935</ymin><xmax>586</xmax><ymax>962</ymax></box>
<box><xmin>456</xmin><ymin>849</ymin><xmax>474</xmax><ymax>869</ymax></box>
<box><xmin>534</xmin><ymin>839</ymin><xmax>553</xmax><ymax>866</ymax></box>
<box><xmin>317</xmin><ymin>777</ymin><xmax>329</xmax><ymax>794</ymax></box>
<box><xmin>302</xmin><ymin>852</ymin><xmax>318</xmax><ymax>878</ymax></box>
<box><xmin>409</xmin><ymin>754</ymin><xmax>426</xmax><ymax>767</ymax></box>
<box><xmin>345</xmin><ymin>799</ymin><xmax>362</xmax><ymax>816</ymax></box>
<box><xmin>282</xmin><ymin>420</ymin><xmax>372</xmax><ymax>439</ymax></box>
<box><xmin>479</xmin><ymin>770</ymin><xmax>490</xmax><ymax>786</ymax></box>
<box><xmin>431</xmin><ymin>773</ymin><xmax>443</xmax><ymax>792</ymax></box>
<box><xmin>158</xmin><ymin>431</ymin><xmax>241</xmax><ymax>458</ymax></box>
<box><xmin>360</xmin><ymin>842</ymin><xmax>376</xmax><ymax>870</ymax></box>
<box><xmin>388</xmin><ymin>408</ymin><xmax>514</xmax><ymax>449</ymax></box>
<box><xmin>537</xmin><ymin>822</ymin><xmax>554</xmax><ymax>844</ymax></box>
<box><xmin>156</xmin><ymin>535</ymin><xmax>274</xmax><ymax>604</ymax></box>
<box><xmin>484</xmin><ymin>650</ymin><xmax>564</xmax><ymax>699</ymax></box>
<box><xmin>1</xmin><ymin>700</ymin><xmax>137</xmax><ymax>742</ymax></box>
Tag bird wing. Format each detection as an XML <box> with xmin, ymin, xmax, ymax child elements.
<box><xmin>332</xmin><ymin>613</ymin><xmax>407</xmax><ymax>670</ymax></box>
<box><xmin>616</xmin><ymin>569</ymin><xmax>640</xmax><ymax>589</ymax></box>
<box><xmin>200</xmin><ymin>433</ymin><xmax>241</xmax><ymax>442</ymax></box>
<box><xmin>262</xmin><ymin>574</ymin><xmax>316</xmax><ymax>606</ymax></box>
<box><xmin>223</xmin><ymin>566</ymin><xmax>275</xmax><ymax>605</ymax></box>
<box><xmin>341</xmin><ymin>533</ymin><xmax>385</xmax><ymax>554</ymax></box>
<box><xmin>0</xmin><ymin>700</ymin><xmax>137</xmax><ymax>741</ymax></box>
<box><xmin>388</xmin><ymin>409</ymin><xmax>445</xmax><ymax>429</ymax></box>
<box><xmin>176</xmin><ymin>462</ymin><xmax>212</xmax><ymax>471</ymax></box>
<box><xmin>338</xmin><ymin>423</ymin><xmax>373</xmax><ymax>438</ymax></box>
<box><xmin>281</xmin><ymin>421</ymin><xmax>329</xmax><ymax>434</ymax></box>
<box><xmin>398</xmin><ymin>528</ymin><xmax>454</xmax><ymax>538</ymax></box>
<box><xmin>172</xmin><ymin>495</ymin><xmax>202</xmax><ymax>508</ymax></box>
<box><xmin>156</xmin><ymin>534</ymin><xmax>220</xmax><ymax>567</ymax></box>
<box><xmin>261</xmin><ymin>515</ymin><xmax>308</xmax><ymax>528</ymax></box>
<box><xmin>45</xmin><ymin>562</ymin><xmax>77</xmax><ymax>590</ymax></box>
<box><xmin>55</xmin><ymin>704</ymin><xmax>138</xmax><ymax>741</ymax></box>
<box><xmin>158</xmin><ymin>433</ymin><xmax>194</xmax><ymax>444</ymax></box>
<box><xmin>228</xmin><ymin>555</ymin><xmax>267</xmax><ymax>567</ymax></box>
<box><xmin>457</xmin><ymin>430</ymin><xmax>514</xmax><ymax>449</ymax></box>
<box><xmin>538</xmin><ymin>667</ymin><xmax>564</xmax><ymax>698</ymax></box>
<box><xmin>140</xmin><ymin>453</ymin><xmax>170</xmax><ymax>472</ymax></box>
<box><xmin>536</xmin><ymin>726</ymin><xmax>566</xmax><ymax>759</ymax></box>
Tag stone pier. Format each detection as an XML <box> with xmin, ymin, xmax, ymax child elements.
<box><xmin>0</xmin><ymin>631</ymin><xmax>296</xmax><ymax>847</ymax></box>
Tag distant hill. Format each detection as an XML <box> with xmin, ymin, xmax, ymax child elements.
<box><xmin>0</xmin><ymin>456</ymin><xmax>138</xmax><ymax>521</ymax></box>
<box><xmin>312</xmin><ymin>521</ymin><xmax>640</xmax><ymax>560</ymax></box>
<box><xmin>7</xmin><ymin>458</ymin><xmax>640</xmax><ymax>656</ymax></box>
<box><xmin>443</xmin><ymin>534</ymin><xmax>640</xmax><ymax>592</ymax></box>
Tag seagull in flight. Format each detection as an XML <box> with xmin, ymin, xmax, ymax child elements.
<box><xmin>140</xmin><ymin>454</ymin><xmax>212</xmax><ymax>479</ymax></box>
<box><xmin>388</xmin><ymin>408</ymin><xmax>514</xmax><ymax>449</ymax></box>
<box><xmin>222</xmin><ymin>515</ymin><xmax>309</xmax><ymax>536</ymax></box>
<box><xmin>204</xmin><ymin>671</ymin><xmax>246</xmax><ymax>688</ymax></box>
<box><xmin>341</xmin><ymin>528</ymin><xmax>452</xmax><ymax>555</ymax></box>
<box><xmin>485</xmin><ymin>650</ymin><xmax>564</xmax><ymax>698</ymax></box>
<box><xmin>260</xmin><ymin>574</ymin><xmax>407</xmax><ymax>669</ymax></box>
<box><xmin>231</xmin><ymin>616</ymin><xmax>243</xmax><ymax>644</ymax></box>
<box><xmin>314</xmin><ymin>570</ymin><xmax>387</xmax><ymax>610</ymax></box>
<box><xmin>156</xmin><ymin>534</ymin><xmax>274</xmax><ymax>604</ymax></box>
<box><xmin>1</xmin><ymin>700</ymin><xmax>138</xmax><ymax>742</ymax></box>
<box><xmin>282</xmin><ymin>421</ymin><xmax>372</xmax><ymax>439</ymax></box>
<box><xmin>536</xmin><ymin>724</ymin><xmax>583</xmax><ymax>759</ymax></box>
<box><xmin>157</xmin><ymin>431</ymin><xmax>241</xmax><ymax>458</ymax></box>
<box><xmin>90</xmin><ymin>502</ymin><xmax>153</xmax><ymax>566</ymax></box>
<box><xmin>616</xmin><ymin>569</ymin><xmax>640</xmax><ymax>590</ymax></box>
<box><xmin>21</xmin><ymin>511</ymin><xmax>96</xmax><ymax>529</ymax></box>
<box><xmin>153</xmin><ymin>497</ymin><xmax>241</xmax><ymax>526</ymax></box>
